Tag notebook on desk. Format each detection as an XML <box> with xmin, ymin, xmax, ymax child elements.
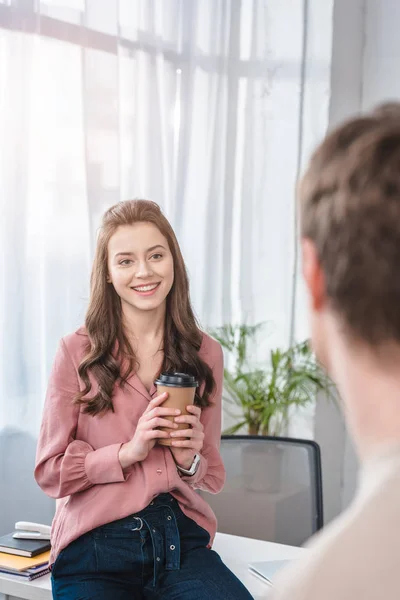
<box><xmin>0</xmin><ymin>533</ymin><xmax>50</xmax><ymax>558</ymax></box>
<box><xmin>248</xmin><ymin>559</ymin><xmax>293</xmax><ymax>586</ymax></box>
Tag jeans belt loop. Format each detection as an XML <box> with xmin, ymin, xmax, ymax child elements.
<box><xmin>164</xmin><ymin>507</ymin><xmax>180</xmax><ymax>571</ymax></box>
<box><xmin>140</xmin><ymin>515</ymin><xmax>161</xmax><ymax>587</ymax></box>
<box><xmin>131</xmin><ymin>517</ymin><xmax>143</xmax><ymax>531</ymax></box>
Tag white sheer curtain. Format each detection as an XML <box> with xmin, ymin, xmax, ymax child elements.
<box><xmin>0</xmin><ymin>0</ymin><xmax>331</xmax><ymax>533</ymax></box>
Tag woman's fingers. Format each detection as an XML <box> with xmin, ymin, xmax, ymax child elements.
<box><xmin>186</xmin><ymin>405</ymin><xmax>201</xmax><ymax>418</ymax></box>
<box><xmin>170</xmin><ymin>428</ymin><xmax>204</xmax><ymax>438</ymax></box>
<box><xmin>143</xmin><ymin>392</ymin><xmax>169</xmax><ymax>414</ymax></box>
<box><xmin>143</xmin><ymin>416</ymin><xmax>178</xmax><ymax>430</ymax></box>
<box><xmin>144</xmin><ymin>406</ymin><xmax>181</xmax><ymax>421</ymax></box>
<box><xmin>144</xmin><ymin>429</ymin><xmax>171</xmax><ymax>440</ymax></box>
<box><xmin>170</xmin><ymin>438</ymin><xmax>203</xmax><ymax>448</ymax></box>
<box><xmin>174</xmin><ymin>414</ymin><xmax>202</xmax><ymax>428</ymax></box>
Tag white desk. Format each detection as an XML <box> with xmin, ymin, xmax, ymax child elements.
<box><xmin>215</xmin><ymin>533</ymin><xmax>304</xmax><ymax>599</ymax></box>
<box><xmin>0</xmin><ymin>532</ymin><xmax>304</xmax><ymax>600</ymax></box>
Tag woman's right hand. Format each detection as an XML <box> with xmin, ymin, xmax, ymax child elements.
<box><xmin>118</xmin><ymin>392</ymin><xmax>180</xmax><ymax>469</ymax></box>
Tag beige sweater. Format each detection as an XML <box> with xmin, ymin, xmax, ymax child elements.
<box><xmin>270</xmin><ymin>446</ymin><xmax>400</xmax><ymax>600</ymax></box>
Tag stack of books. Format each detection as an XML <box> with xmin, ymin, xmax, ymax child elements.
<box><xmin>0</xmin><ymin>533</ymin><xmax>51</xmax><ymax>581</ymax></box>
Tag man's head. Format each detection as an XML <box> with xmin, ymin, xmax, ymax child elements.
<box><xmin>300</xmin><ymin>103</ymin><xmax>400</xmax><ymax>369</ymax></box>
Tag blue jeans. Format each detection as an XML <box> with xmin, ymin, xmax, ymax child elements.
<box><xmin>51</xmin><ymin>493</ymin><xmax>254</xmax><ymax>599</ymax></box>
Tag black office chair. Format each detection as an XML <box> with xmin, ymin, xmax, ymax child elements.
<box><xmin>199</xmin><ymin>435</ymin><xmax>323</xmax><ymax>547</ymax></box>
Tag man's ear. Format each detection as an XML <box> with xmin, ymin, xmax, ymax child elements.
<box><xmin>301</xmin><ymin>238</ymin><xmax>326</xmax><ymax>311</ymax></box>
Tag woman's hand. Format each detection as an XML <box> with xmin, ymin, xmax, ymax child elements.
<box><xmin>169</xmin><ymin>405</ymin><xmax>204</xmax><ymax>471</ymax></box>
<box><xmin>118</xmin><ymin>392</ymin><xmax>180</xmax><ymax>469</ymax></box>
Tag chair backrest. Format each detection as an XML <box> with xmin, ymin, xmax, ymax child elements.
<box><xmin>199</xmin><ymin>435</ymin><xmax>323</xmax><ymax>547</ymax></box>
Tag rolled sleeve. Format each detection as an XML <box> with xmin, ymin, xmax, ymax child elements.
<box><xmin>85</xmin><ymin>443</ymin><xmax>127</xmax><ymax>485</ymax></box>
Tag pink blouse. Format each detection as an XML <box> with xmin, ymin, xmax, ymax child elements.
<box><xmin>34</xmin><ymin>328</ymin><xmax>225</xmax><ymax>564</ymax></box>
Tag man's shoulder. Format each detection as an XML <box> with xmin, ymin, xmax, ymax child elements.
<box><xmin>272</xmin><ymin>475</ymin><xmax>400</xmax><ymax>600</ymax></box>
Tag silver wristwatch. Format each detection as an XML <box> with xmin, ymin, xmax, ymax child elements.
<box><xmin>176</xmin><ymin>454</ymin><xmax>200</xmax><ymax>476</ymax></box>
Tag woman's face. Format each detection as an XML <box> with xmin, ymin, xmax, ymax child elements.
<box><xmin>107</xmin><ymin>222</ymin><xmax>174</xmax><ymax>315</ymax></box>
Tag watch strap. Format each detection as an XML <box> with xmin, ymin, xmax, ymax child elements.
<box><xmin>176</xmin><ymin>454</ymin><xmax>200</xmax><ymax>476</ymax></box>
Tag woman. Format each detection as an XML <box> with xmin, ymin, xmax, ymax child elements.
<box><xmin>35</xmin><ymin>200</ymin><xmax>253</xmax><ymax>599</ymax></box>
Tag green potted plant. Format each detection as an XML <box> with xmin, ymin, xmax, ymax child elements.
<box><xmin>211</xmin><ymin>323</ymin><xmax>332</xmax><ymax>436</ymax></box>
<box><xmin>210</xmin><ymin>323</ymin><xmax>332</xmax><ymax>492</ymax></box>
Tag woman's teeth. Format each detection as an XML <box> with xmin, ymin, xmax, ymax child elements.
<box><xmin>133</xmin><ymin>283</ymin><xmax>159</xmax><ymax>292</ymax></box>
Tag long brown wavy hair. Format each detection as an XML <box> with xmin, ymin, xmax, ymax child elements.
<box><xmin>74</xmin><ymin>200</ymin><xmax>215</xmax><ymax>415</ymax></box>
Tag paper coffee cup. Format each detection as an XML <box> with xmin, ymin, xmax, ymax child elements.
<box><xmin>154</xmin><ymin>372</ymin><xmax>198</xmax><ymax>446</ymax></box>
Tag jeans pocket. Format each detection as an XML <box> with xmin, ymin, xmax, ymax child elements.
<box><xmin>51</xmin><ymin>532</ymin><xmax>96</xmax><ymax>580</ymax></box>
<box><xmin>50</xmin><ymin>547</ymin><xmax>66</xmax><ymax>579</ymax></box>
<box><xmin>92</xmin><ymin>516</ymin><xmax>145</xmax><ymax>538</ymax></box>
<box><xmin>51</xmin><ymin>532</ymin><xmax>96</xmax><ymax>579</ymax></box>
<box><xmin>178</xmin><ymin>515</ymin><xmax>211</xmax><ymax>551</ymax></box>
<box><xmin>93</xmin><ymin>526</ymin><xmax>147</xmax><ymax>575</ymax></box>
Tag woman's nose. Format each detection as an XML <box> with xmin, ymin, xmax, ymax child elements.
<box><xmin>135</xmin><ymin>262</ymin><xmax>153</xmax><ymax>278</ymax></box>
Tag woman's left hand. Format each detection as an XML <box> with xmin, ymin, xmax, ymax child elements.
<box><xmin>169</xmin><ymin>405</ymin><xmax>204</xmax><ymax>471</ymax></box>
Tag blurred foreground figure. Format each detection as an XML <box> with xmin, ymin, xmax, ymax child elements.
<box><xmin>270</xmin><ymin>103</ymin><xmax>400</xmax><ymax>600</ymax></box>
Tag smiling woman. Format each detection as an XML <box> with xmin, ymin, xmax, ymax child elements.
<box><xmin>34</xmin><ymin>199</ymin><xmax>253</xmax><ymax>600</ymax></box>
<box><xmin>76</xmin><ymin>199</ymin><xmax>215</xmax><ymax>416</ymax></box>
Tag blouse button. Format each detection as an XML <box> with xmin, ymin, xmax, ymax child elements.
<box><xmin>156</xmin><ymin>468</ymin><xmax>162</xmax><ymax>475</ymax></box>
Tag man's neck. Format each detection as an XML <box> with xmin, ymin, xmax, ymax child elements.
<box><xmin>330</xmin><ymin>338</ymin><xmax>400</xmax><ymax>462</ymax></box>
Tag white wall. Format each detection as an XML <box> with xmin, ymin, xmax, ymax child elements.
<box><xmin>362</xmin><ymin>0</ymin><xmax>400</xmax><ymax>109</ymax></box>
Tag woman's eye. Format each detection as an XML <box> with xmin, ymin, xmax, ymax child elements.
<box><xmin>151</xmin><ymin>253</ymin><xmax>163</xmax><ymax>260</ymax></box>
<box><xmin>119</xmin><ymin>259</ymin><xmax>133</xmax><ymax>266</ymax></box>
